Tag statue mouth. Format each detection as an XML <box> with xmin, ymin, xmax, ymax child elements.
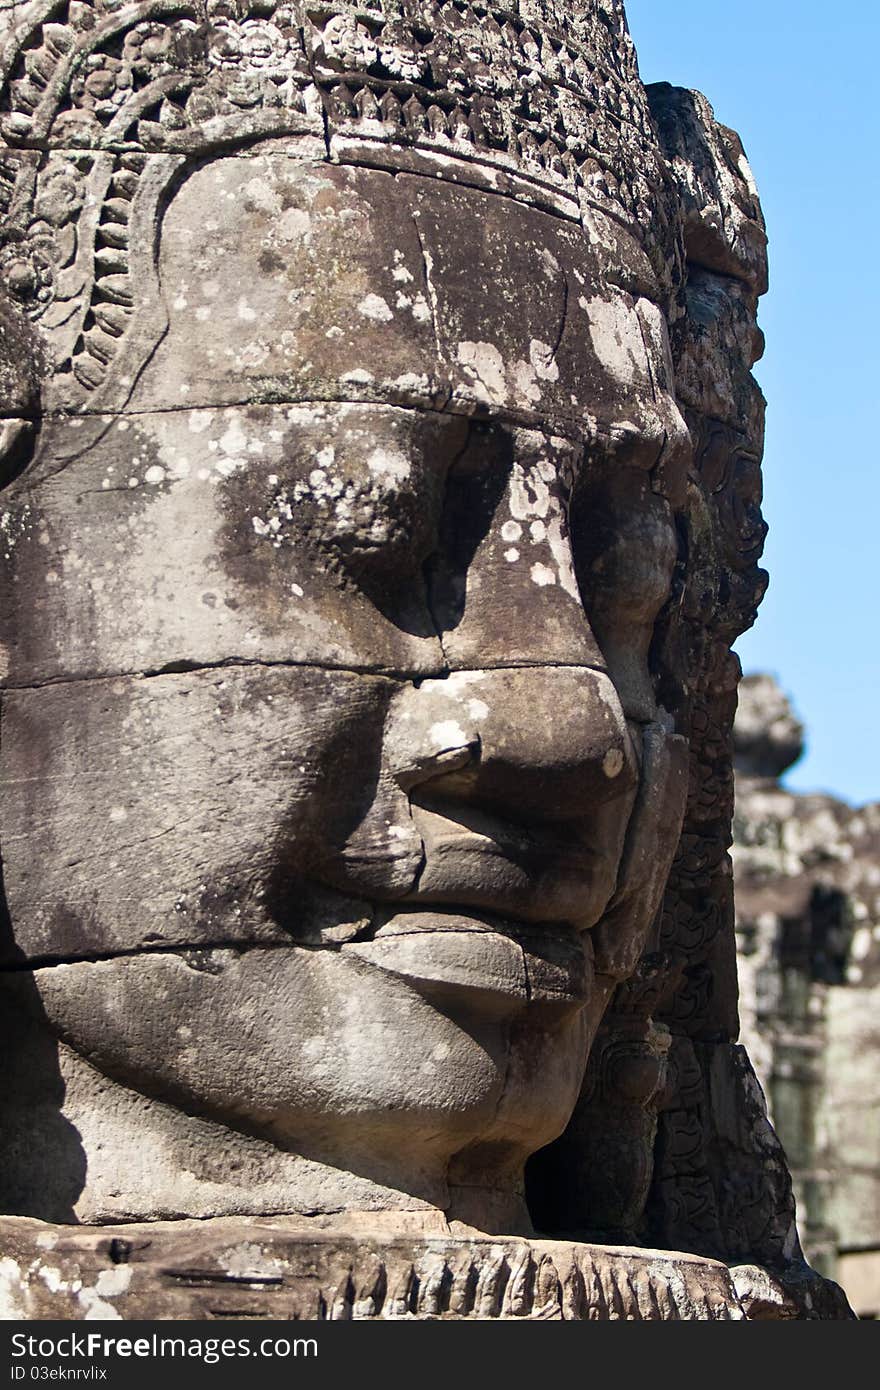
<box><xmin>399</xmin><ymin>799</ymin><xmax>622</xmax><ymax>930</ymax></box>
<box><xmin>343</xmin><ymin>909</ymin><xmax>592</xmax><ymax>1018</ymax></box>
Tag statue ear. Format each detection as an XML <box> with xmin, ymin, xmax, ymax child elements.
<box><xmin>647</xmin><ymin>83</ymin><xmax>767</xmax><ymax>296</ymax></box>
<box><xmin>648</xmin><ymin>82</ymin><xmax>769</xmax><ymax>651</ymax></box>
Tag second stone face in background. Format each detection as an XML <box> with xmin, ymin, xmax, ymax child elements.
<box><xmin>733</xmin><ymin>674</ymin><xmax>880</xmax><ymax>1316</ymax></box>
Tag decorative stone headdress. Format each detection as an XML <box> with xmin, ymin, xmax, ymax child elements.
<box><xmin>0</xmin><ymin>0</ymin><xmax>681</xmax><ymax>412</ymax></box>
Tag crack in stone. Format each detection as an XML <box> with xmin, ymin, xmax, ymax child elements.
<box><xmin>0</xmin><ymin>657</ymin><xmax>611</xmax><ymax>695</ymax></box>
<box><xmin>549</xmin><ymin>266</ymin><xmax>570</xmax><ymax>365</ymax></box>
<box><xmin>0</xmin><ymin>391</ymin><xmax>630</xmax><ymax>461</ymax></box>
<box><xmin>411</xmin><ymin>209</ymin><xmax>444</xmax><ymax>368</ymax></box>
<box><xmin>0</xmin><ymin>938</ymin><xmax>333</xmax><ymax>973</ymax></box>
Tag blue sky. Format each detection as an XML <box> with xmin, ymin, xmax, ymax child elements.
<box><xmin>625</xmin><ymin>1</ymin><xmax>880</xmax><ymax>805</ymax></box>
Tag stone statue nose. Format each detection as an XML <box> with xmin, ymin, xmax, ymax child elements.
<box><xmin>385</xmin><ymin>666</ymin><xmax>637</xmax><ymax>823</ymax></box>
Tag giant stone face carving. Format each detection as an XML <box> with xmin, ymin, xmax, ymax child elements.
<box><xmin>0</xmin><ymin>1</ymin><xmax>770</xmax><ymax>1253</ymax></box>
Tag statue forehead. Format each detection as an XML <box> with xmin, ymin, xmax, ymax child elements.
<box><xmin>126</xmin><ymin>151</ymin><xmax>680</xmax><ymax>462</ymax></box>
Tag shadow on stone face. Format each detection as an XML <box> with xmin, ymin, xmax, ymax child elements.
<box><xmin>0</xmin><ymin>856</ymin><xmax>87</xmax><ymax>1222</ymax></box>
<box><xmin>425</xmin><ymin>421</ymin><xmax>514</xmax><ymax>638</ymax></box>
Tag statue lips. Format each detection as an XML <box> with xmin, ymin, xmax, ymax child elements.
<box><xmin>343</xmin><ymin>910</ymin><xmax>593</xmax><ymax>1020</ymax></box>
<box><xmin>403</xmin><ymin>799</ymin><xmax>624</xmax><ymax>928</ymax></box>
<box><xmin>333</xmin><ymin>793</ymin><xmax>620</xmax><ymax>1015</ymax></box>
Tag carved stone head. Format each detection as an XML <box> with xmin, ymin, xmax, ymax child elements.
<box><xmin>0</xmin><ymin>2</ymin><xmax>767</xmax><ymax>1238</ymax></box>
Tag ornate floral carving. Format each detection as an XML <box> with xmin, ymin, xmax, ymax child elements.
<box><xmin>0</xmin><ymin>2</ymin><xmax>678</xmax><ymax>396</ymax></box>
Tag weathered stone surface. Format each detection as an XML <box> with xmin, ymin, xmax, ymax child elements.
<box><xmin>1</xmin><ymin>666</ymin><xmax>410</xmax><ymax>959</ymax></box>
<box><xmin>0</xmin><ymin>1</ymin><xmax>852</xmax><ymax>1319</ymax></box>
<box><xmin>0</xmin><ymin>1216</ymin><xmax>761</xmax><ymax>1320</ymax></box>
<box><xmin>733</xmin><ymin>674</ymin><xmax>880</xmax><ymax>1312</ymax></box>
<box><xmin>646</xmin><ymin>84</ymin><xmax>768</xmax><ymax>295</ymax></box>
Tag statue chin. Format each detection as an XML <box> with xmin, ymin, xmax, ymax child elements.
<box><xmin>3</xmin><ymin>934</ymin><xmax>601</xmax><ymax>1231</ymax></box>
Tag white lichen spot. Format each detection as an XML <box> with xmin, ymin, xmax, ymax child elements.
<box><xmin>501</xmin><ymin>520</ymin><xmax>522</xmax><ymax>543</ymax></box>
<box><xmin>530</xmin><ymin>562</ymin><xmax>557</xmax><ymax>587</ymax></box>
<box><xmin>77</xmin><ymin>1288</ymin><xmax>122</xmax><ymax>1320</ymax></box>
<box><xmin>467</xmin><ymin>698</ymin><xmax>489</xmax><ymax>721</ymax></box>
<box><xmin>529</xmin><ymin>520</ymin><xmax>547</xmax><ymax>543</ymax></box>
<box><xmin>290</xmin><ymin>583</ymin><xmax>304</xmax><ymax>598</ymax></box>
<box><xmin>144</xmin><ymin>465</ymin><xmax>166</xmax><ymax>486</ymax></box>
<box><xmin>237</xmin><ymin>296</ymin><xmax>257</xmax><ymax>323</ymax></box>
<box><xmin>215</xmin><ymin>415</ymin><xmax>248</xmax><ymax>474</ymax></box>
<box><xmin>0</xmin><ymin>1256</ymin><xmax>26</xmax><ymax>1319</ymax></box>
<box><xmin>444</xmin><ymin>671</ymin><xmax>489</xmax><ymax>693</ymax></box>
<box><xmin>341</xmin><ymin>369</ymin><xmax>375</xmax><ymax>385</ymax></box>
<box><xmin>411</xmin><ymin>294</ymin><xmax>431</xmax><ymax>323</ymax></box>
<box><xmin>510</xmin><ymin>359</ymin><xmax>541</xmax><ymax>406</ymax></box>
<box><xmin>392</xmin><ymin>372</ymin><xmax>429</xmax><ymax>392</ymax></box>
<box><xmin>602</xmin><ymin>748</ymin><xmax>625</xmax><ymax>779</ymax></box>
<box><xmin>504</xmin><ymin>547</ymin><xmax>520</xmax><ymax>563</ymax></box>
<box><xmin>278</xmin><ymin>206</ymin><xmax>311</xmax><ymax>242</ymax></box>
<box><xmin>357</xmin><ymin>293</ymin><xmax>394</xmax><ymax>322</ymax></box>
<box><xmin>529</xmin><ymin>338</ymin><xmax>560</xmax><ymax>382</ymax></box>
<box><xmin>457</xmin><ymin>341</ymin><xmax>507</xmax><ymax>405</ymax></box>
<box><xmin>215</xmin><ymin>457</ymin><xmax>242</xmax><ymax>478</ymax></box>
<box><xmin>392</xmin><ymin>264</ymin><xmax>414</xmax><ymax>283</ymax></box>
<box><xmin>109</xmin><ymin>806</ymin><xmax>127</xmax><ymax>823</ymax></box>
<box><xmin>39</xmin><ymin>1266</ymin><xmax>67</xmax><ymax>1295</ymax></box>
<box><xmin>580</xmin><ymin>294</ymin><xmax>648</xmax><ymax>385</ymax></box>
<box><xmin>244</xmin><ymin>175</ymin><xmax>282</xmax><ymax>216</ymax></box>
<box><xmin>508</xmin><ymin>459</ymin><xmax>580</xmax><ymax>602</ymax></box>
<box><xmin>325</xmin><ymin>325</ymin><xmax>343</xmax><ymax>339</ymax></box>
<box><xmin>94</xmin><ymin>1267</ymin><xmax>132</xmax><ymax>1298</ymax></box>
<box><xmin>367</xmin><ymin>446</ymin><xmax>410</xmax><ymax>483</ymax></box>
<box><xmin>509</xmin><ymin>462</ymin><xmax>550</xmax><ymax>521</ymax></box>
<box><xmin>852</xmin><ymin>927</ymin><xmax>872</xmax><ymax>962</ymax></box>
<box><xmin>429</xmin><ymin>720</ymin><xmax>469</xmax><ymax>749</ymax></box>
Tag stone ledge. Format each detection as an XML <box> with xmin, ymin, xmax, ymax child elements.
<box><xmin>0</xmin><ymin>1215</ymin><xmax>848</xmax><ymax>1321</ymax></box>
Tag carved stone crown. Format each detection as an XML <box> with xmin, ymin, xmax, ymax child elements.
<box><xmin>0</xmin><ymin>0</ymin><xmax>680</xmax><ymax>406</ymax></box>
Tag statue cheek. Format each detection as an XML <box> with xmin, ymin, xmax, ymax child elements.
<box><xmin>25</xmin><ymin>949</ymin><xmax>511</xmax><ymax>1161</ymax></box>
<box><xmin>0</xmin><ymin>665</ymin><xmax>403</xmax><ymax>963</ymax></box>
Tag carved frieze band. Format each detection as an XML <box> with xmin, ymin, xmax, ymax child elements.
<box><xmin>0</xmin><ymin>0</ymin><xmax>675</xmax><ymax>389</ymax></box>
